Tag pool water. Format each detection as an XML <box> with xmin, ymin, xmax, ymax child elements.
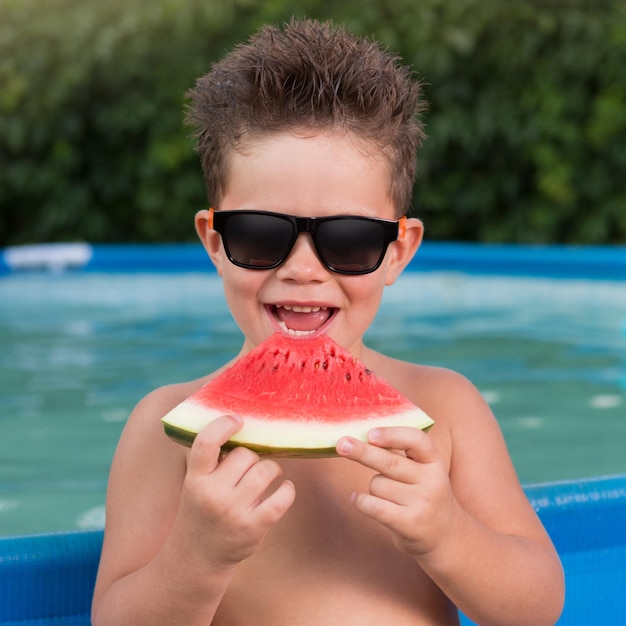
<box><xmin>1</xmin><ymin>270</ymin><xmax>625</xmax><ymax>536</ymax></box>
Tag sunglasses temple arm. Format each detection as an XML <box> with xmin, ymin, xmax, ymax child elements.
<box><xmin>398</xmin><ymin>216</ymin><xmax>407</xmax><ymax>240</ymax></box>
<box><xmin>208</xmin><ymin>207</ymin><xmax>215</xmax><ymax>230</ymax></box>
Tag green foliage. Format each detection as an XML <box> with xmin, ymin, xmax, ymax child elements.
<box><xmin>0</xmin><ymin>0</ymin><xmax>254</xmax><ymax>244</ymax></box>
<box><xmin>1</xmin><ymin>0</ymin><xmax>625</xmax><ymax>244</ymax></box>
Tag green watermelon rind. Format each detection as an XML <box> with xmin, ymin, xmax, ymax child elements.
<box><xmin>163</xmin><ymin>423</ymin><xmax>338</xmax><ymax>457</ymax></box>
<box><xmin>162</xmin><ymin>402</ymin><xmax>434</xmax><ymax>457</ymax></box>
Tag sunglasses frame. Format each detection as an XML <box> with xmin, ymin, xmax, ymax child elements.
<box><xmin>208</xmin><ymin>208</ymin><xmax>406</xmax><ymax>275</ymax></box>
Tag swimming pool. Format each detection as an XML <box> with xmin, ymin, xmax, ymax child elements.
<box><xmin>1</xmin><ymin>242</ymin><xmax>625</xmax><ymax>536</ymax></box>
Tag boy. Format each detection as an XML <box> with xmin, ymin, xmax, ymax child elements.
<box><xmin>92</xmin><ymin>18</ymin><xmax>564</xmax><ymax>625</ymax></box>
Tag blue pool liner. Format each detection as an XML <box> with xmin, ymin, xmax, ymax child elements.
<box><xmin>2</xmin><ymin>242</ymin><xmax>626</xmax><ymax>279</ymax></box>
<box><xmin>1</xmin><ymin>475</ymin><xmax>625</xmax><ymax>625</ymax></box>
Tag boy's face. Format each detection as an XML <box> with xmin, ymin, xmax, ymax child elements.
<box><xmin>196</xmin><ymin>131</ymin><xmax>422</xmax><ymax>356</ymax></box>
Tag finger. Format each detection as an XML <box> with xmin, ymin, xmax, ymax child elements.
<box><xmin>212</xmin><ymin>445</ymin><xmax>264</xmax><ymax>488</ymax></box>
<box><xmin>188</xmin><ymin>414</ymin><xmax>243</xmax><ymax>475</ymax></box>
<box><xmin>232</xmin><ymin>456</ymin><xmax>285</xmax><ymax>500</ymax></box>
<box><xmin>368</xmin><ymin>427</ymin><xmax>439</xmax><ymax>465</ymax></box>
<box><xmin>336</xmin><ymin>436</ymin><xmax>415</xmax><ymax>482</ymax></box>
<box><xmin>351</xmin><ymin>491</ymin><xmax>402</xmax><ymax>529</ymax></box>
<box><xmin>369</xmin><ymin>473</ymin><xmax>411</xmax><ymax>505</ymax></box>
<box><xmin>254</xmin><ymin>479</ymin><xmax>296</xmax><ymax>523</ymax></box>
<box><xmin>214</xmin><ymin>450</ymin><xmax>291</xmax><ymax>516</ymax></box>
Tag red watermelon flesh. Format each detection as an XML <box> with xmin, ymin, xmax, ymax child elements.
<box><xmin>162</xmin><ymin>333</ymin><xmax>434</xmax><ymax>456</ymax></box>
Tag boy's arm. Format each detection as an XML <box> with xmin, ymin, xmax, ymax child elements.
<box><xmin>337</xmin><ymin>369</ymin><xmax>564</xmax><ymax>626</ymax></box>
<box><xmin>91</xmin><ymin>387</ymin><xmax>295</xmax><ymax>626</ymax></box>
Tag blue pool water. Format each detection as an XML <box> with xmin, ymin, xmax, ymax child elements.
<box><xmin>1</xmin><ymin>244</ymin><xmax>625</xmax><ymax>536</ymax></box>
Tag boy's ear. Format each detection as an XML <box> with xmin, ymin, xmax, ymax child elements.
<box><xmin>195</xmin><ymin>209</ymin><xmax>224</xmax><ymax>275</ymax></box>
<box><xmin>384</xmin><ymin>217</ymin><xmax>423</xmax><ymax>286</ymax></box>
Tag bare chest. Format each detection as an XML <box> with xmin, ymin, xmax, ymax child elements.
<box><xmin>214</xmin><ymin>458</ymin><xmax>458</xmax><ymax>626</ymax></box>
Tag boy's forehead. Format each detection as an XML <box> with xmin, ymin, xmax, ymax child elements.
<box><xmin>220</xmin><ymin>131</ymin><xmax>395</xmax><ymax>213</ymax></box>
<box><xmin>225</xmin><ymin>128</ymin><xmax>391</xmax><ymax>179</ymax></box>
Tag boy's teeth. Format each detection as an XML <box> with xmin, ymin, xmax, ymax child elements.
<box><xmin>277</xmin><ymin>321</ymin><xmax>316</xmax><ymax>336</ymax></box>
<box><xmin>273</xmin><ymin>304</ymin><xmax>333</xmax><ymax>336</ymax></box>
<box><xmin>279</xmin><ymin>304</ymin><xmax>327</xmax><ymax>313</ymax></box>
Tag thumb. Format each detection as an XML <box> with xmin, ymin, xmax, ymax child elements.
<box><xmin>187</xmin><ymin>414</ymin><xmax>243</xmax><ymax>475</ymax></box>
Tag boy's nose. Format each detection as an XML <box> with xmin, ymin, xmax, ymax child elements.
<box><xmin>274</xmin><ymin>233</ymin><xmax>329</xmax><ymax>281</ymax></box>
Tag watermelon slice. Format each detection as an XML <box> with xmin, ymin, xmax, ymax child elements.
<box><xmin>161</xmin><ymin>333</ymin><xmax>434</xmax><ymax>457</ymax></box>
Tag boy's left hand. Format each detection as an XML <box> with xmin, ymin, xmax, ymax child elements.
<box><xmin>336</xmin><ymin>427</ymin><xmax>461</xmax><ymax>560</ymax></box>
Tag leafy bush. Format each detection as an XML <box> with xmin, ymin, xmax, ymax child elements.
<box><xmin>331</xmin><ymin>0</ymin><xmax>626</xmax><ymax>243</ymax></box>
<box><xmin>0</xmin><ymin>0</ymin><xmax>252</xmax><ymax>244</ymax></box>
<box><xmin>1</xmin><ymin>0</ymin><xmax>625</xmax><ymax>245</ymax></box>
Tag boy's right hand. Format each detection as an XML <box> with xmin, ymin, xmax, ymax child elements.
<box><xmin>174</xmin><ymin>415</ymin><xmax>296</xmax><ymax>571</ymax></box>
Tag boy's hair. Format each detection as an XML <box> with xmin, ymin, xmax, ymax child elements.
<box><xmin>186</xmin><ymin>18</ymin><xmax>426</xmax><ymax>216</ymax></box>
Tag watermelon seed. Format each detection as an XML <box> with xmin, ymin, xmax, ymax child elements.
<box><xmin>345</xmin><ymin>372</ymin><xmax>351</xmax><ymax>382</ymax></box>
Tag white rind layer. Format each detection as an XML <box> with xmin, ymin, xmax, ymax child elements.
<box><xmin>162</xmin><ymin>401</ymin><xmax>435</xmax><ymax>449</ymax></box>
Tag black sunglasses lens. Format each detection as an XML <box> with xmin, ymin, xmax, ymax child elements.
<box><xmin>224</xmin><ymin>213</ymin><xmax>294</xmax><ymax>268</ymax></box>
<box><xmin>317</xmin><ymin>219</ymin><xmax>388</xmax><ymax>273</ymax></box>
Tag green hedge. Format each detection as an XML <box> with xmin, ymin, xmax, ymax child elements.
<box><xmin>1</xmin><ymin>0</ymin><xmax>625</xmax><ymax>245</ymax></box>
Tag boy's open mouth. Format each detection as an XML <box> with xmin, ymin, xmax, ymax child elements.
<box><xmin>268</xmin><ymin>304</ymin><xmax>336</xmax><ymax>337</ymax></box>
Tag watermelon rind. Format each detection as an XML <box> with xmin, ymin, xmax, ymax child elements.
<box><xmin>162</xmin><ymin>399</ymin><xmax>434</xmax><ymax>457</ymax></box>
<box><xmin>163</xmin><ymin>423</ymin><xmax>337</xmax><ymax>457</ymax></box>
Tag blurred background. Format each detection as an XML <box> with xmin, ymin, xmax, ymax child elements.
<box><xmin>2</xmin><ymin>0</ymin><xmax>625</xmax><ymax>247</ymax></box>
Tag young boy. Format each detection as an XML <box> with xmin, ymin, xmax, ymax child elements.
<box><xmin>92</xmin><ymin>18</ymin><xmax>564</xmax><ymax>626</ymax></box>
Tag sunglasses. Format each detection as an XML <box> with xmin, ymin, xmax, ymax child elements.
<box><xmin>208</xmin><ymin>208</ymin><xmax>406</xmax><ymax>275</ymax></box>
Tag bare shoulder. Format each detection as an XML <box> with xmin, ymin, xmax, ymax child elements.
<box><xmin>124</xmin><ymin>365</ymin><xmax>229</xmax><ymax>441</ymax></box>
<box><xmin>366</xmin><ymin>350</ymin><xmax>489</xmax><ymax>431</ymax></box>
<box><xmin>372</xmin><ymin>352</ymin><xmax>507</xmax><ymax>461</ymax></box>
<box><xmin>131</xmin><ymin>377</ymin><xmax>207</xmax><ymax>428</ymax></box>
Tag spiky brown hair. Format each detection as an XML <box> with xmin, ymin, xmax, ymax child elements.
<box><xmin>186</xmin><ymin>18</ymin><xmax>426</xmax><ymax>216</ymax></box>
